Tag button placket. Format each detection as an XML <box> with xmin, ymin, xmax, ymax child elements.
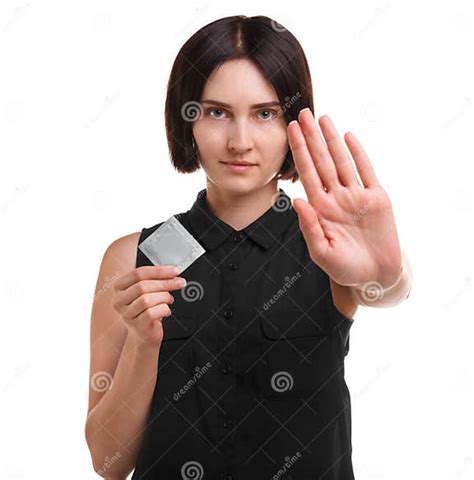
<box><xmin>216</xmin><ymin>235</ymin><xmax>251</xmax><ymax>473</ymax></box>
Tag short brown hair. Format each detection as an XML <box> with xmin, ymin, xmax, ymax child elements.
<box><xmin>165</xmin><ymin>15</ymin><xmax>314</xmax><ymax>183</ymax></box>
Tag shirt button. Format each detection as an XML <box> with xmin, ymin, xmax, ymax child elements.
<box><xmin>223</xmin><ymin>418</ymin><xmax>233</xmax><ymax>429</ymax></box>
<box><xmin>223</xmin><ymin>309</ymin><xmax>233</xmax><ymax>318</ymax></box>
<box><xmin>228</xmin><ymin>263</ymin><xmax>238</xmax><ymax>270</ymax></box>
<box><xmin>221</xmin><ymin>363</ymin><xmax>232</xmax><ymax>375</ymax></box>
<box><xmin>233</xmin><ymin>233</ymin><xmax>244</xmax><ymax>242</ymax></box>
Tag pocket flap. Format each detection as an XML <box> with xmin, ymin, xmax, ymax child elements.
<box><xmin>260</xmin><ymin>307</ymin><xmax>329</xmax><ymax>339</ymax></box>
<box><xmin>162</xmin><ymin>314</ymin><xmax>195</xmax><ymax>340</ymax></box>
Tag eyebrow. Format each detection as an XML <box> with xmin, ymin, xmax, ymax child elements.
<box><xmin>201</xmin><ymin>99</ymin><xmax>281</xmax><ymax>109</ymax></box>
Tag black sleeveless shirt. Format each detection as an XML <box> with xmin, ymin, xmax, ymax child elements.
<box><xmin>131</xmin><ymin>187</ymin><xmax>355</xmax><ymax>480</ymax></box>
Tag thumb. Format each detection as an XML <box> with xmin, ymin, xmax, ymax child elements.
<box><xmin>292</xmin><ymin>197</ymin><xmax>326</xmax><ymax>247</ymax></box>
<box><xmin>292</xmin><ymin>197</ymin><xmax>315</xmax><ymax>228</ymax></box>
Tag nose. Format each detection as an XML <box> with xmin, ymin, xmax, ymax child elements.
<box><xmin>228</xmin><ymin>119</ymin><xmax>253</xmax><ymax>153</ymax></box>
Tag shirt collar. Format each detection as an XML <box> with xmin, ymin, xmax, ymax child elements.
<box><xmin>187</xmin><ymin>187</ymin><xmax>297</xmax><ymax>251</ymax></box>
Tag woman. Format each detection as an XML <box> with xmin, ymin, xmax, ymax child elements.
<box><xmin>85</xmin><ymin>15</ymin><xmax>412</xmax><ymax>479</ymax></box>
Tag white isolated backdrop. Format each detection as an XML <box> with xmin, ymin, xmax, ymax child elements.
<box><xmin>1</xmin><ymin>0</ymin><xmax>473</xmax><ymax>478</ymax></box>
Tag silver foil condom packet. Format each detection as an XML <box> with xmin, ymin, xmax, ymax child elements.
<box><xmin>138</xmin><ymin>215</ymin><xmax>206</xmax><ymax>275</ymax></box>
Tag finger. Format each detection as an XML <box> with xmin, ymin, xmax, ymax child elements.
<box><xmin>136</xmin><ymin>303</ymin><xmax>172</xmax><ymax>323</ymax></box>
<box><xmin>298</xmin><ymin>108</ymin><xmax>340</xmax><ymax>190</ymax></box>
<box><xmin>126</xmin><ymin>291</ymin><xmax>175</xmax><ymax>319</ymax></box>
<box><xmin>318</xmin><ymin>115</ymin><xmax>360</xmax><ymax>187</ymax></box>
<box><xmin>121</xmin><ymin>276</ymin><xmax>186</xmax><ymax>306</ymax></box>
<box><xmin>344</xmin><ymin>131</ymin><xmax>380</xmax><ymax>188</ymax></box>
<box><xmin>292</xmin><ymin>197</ymin><xmax>328</xmax><ymax>259</ymax></box>
<box><xmin>287</xmin><ymin>120</ymin><xmax>325</xmax><ymax>204</ymax></box>
<box><xmin>115</xmin><ymin>264</ymin><xmax>179</xmax><ymax>291</ymax></box>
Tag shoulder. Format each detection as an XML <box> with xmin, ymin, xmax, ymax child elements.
<box><xmin>102</xmin><ymin>231</ymin><xmax>142</xmax><ymax>271</ymax></box>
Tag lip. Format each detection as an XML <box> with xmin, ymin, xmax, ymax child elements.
<box><xmin>220</xmin><ymin>161</ymin><xmax>257</xmax><ymax>173</ymax></box>
<box><xmin>222</xmin><ymin>161</ymin><xmax>257</xmax><ymax>166</ymax></box>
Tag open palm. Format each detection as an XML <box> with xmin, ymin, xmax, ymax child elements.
<box><xmin>287</xmin><ymin>109</ymin><xmax>402</xmax><ymax>288</ymax></box>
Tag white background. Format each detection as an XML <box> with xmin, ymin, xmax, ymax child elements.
<box><xmin>1</xmin><ymin>0</ymin><xmax>473</xmax><ymax>478</ymax></box>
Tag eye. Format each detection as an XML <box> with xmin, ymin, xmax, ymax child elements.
<box><xmin>204</xmin><ymin>107</ymin><xmax>279</xmax><ymax>121</ymax></box>
<box><xmin>206</xmin><ymin>108</ymin><xmax>227</xmax><ymax>119</ymax></box>
<box><xmin>258</xmin><ymin>109</ymin><xmax>278</xmax><ymax>121</ymax></box>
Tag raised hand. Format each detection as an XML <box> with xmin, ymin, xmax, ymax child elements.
<box><xmin>287</xmin><ymin>108</ymin><xmax>402</xmax><ymax>289</ymax></box>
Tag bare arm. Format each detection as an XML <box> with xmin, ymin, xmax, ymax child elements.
<box><xmin>86</xmin><ymin>333</ymin><xmax>161</xmax><ymax>478</ymax></box>
<box><xmin>84</xmin><ymin>232</ymin><xmax>175</xmax><ymax>479</ymax></box>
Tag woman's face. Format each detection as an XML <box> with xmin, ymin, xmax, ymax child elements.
<box><xmin>191</xmin><ymin>58</ymin><xmax>289</xmax><ymax>194</ymax></box>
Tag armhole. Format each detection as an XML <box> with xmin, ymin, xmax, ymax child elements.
<box><xmin>323</xmin><ymin>275</ymin><xmax>355</xmax><ymax>357</ymax></box>
<box><xmin>135</xmin><ymin>227</ymin><xmax>149</xmax><ymax>268</ymax></box>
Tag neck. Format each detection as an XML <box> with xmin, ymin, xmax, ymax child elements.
<box><xmin>205</xmin><ymin>181</ymin><xmax>280</xmax><ymax>231</ymax></box>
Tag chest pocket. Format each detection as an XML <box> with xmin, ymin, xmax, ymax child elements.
<box><xmin>155</xmin><ymin>313</ymin><xmax>198</xmax><ymax>405</ymax></box>
<box><xmin>257</xmin><ymin>306</ymin><xmax>343</xmax><ymax>401</ymax></box>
